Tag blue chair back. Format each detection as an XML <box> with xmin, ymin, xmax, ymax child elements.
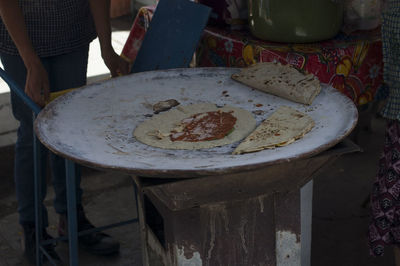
<box><xmin>130</xmin><ymin>0</ymin><xmax>211</xmax><ymax>73</ymax></box>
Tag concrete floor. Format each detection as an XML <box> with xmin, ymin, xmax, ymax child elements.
<box><xmin>0</xmin><ymin>168</ymin><xmax>141</xmax><ymax>266</ymax></box>
<box><xmin>0</xmin><ymin>12</ymin><xmax>396</xmax><ymax>266</ymax></box>
<box><xmin>312</xmin><ymin>114</ymin><xmax>393</xmax><ymax>266</ymax></box>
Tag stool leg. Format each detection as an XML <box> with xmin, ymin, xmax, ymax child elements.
<box><xmin>33</xmin><ymin>114</ymin><xmax>44</xmax><ymax>266</ymax></box>
<box><xmin>65</xmin><ymin>159</ymin><xmax>79</xmax><ymax>266</ymax></box>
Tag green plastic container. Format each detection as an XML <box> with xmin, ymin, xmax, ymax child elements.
<box><xmin>248</xmin><ymin>0</ymin><xmax>344</xmax><ymax>43</ymax></box>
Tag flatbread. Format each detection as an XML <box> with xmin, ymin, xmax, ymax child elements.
<box><xmin>233</xmin><ymin>106</ymin><xmax>314</xmax><ymax>154</ymax></box>
<box><xmin>231</xmin><ymin>62</ymin><xmax>321</xmax><ymax>105</ymax></box>
<box><xmin>134</xmin><ymin>103</ymin><xmax>256</xmax><ymax>150</ymax></box>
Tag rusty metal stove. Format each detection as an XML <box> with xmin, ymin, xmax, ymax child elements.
<box><xmin>133</xmin><ymin>139</ymin><xmax>358</xmax><ymax>266</ymax></box>
<box><xmin>34</xmin><ymin>68</ymin><xmax>358</xmax><ymax>266</ymax></box>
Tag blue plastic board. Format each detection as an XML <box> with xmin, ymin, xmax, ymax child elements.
<box><xmin>131</xmin><ymin>0</ymin><xmax>211</xmax><ymax>73</ymax></box>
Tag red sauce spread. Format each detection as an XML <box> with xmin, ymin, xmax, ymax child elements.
<box><xmin>170</xmin><ymin>111</ymin><xmax>237</xmax><ymax>142</ymax></box>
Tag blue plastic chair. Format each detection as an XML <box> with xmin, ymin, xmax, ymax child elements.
<box><xmin>0</xmin><ymin>0</ymin><xmax>210</xmax><ymax>265</ymax></box>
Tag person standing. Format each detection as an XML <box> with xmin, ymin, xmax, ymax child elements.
<box><xmin>0</xmin><ymin>0</ymin><xmax>130</xmax><ymax>263</ymax></box>
<box><xmin>368</xmin><ymin>0</ymin><xmax>400</xmax><ymax>264</ymax></box>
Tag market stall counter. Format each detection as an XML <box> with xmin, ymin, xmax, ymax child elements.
<box><xmin>34</xmin><ymin>68</ymin><xmax>358</xmax><ymax>265</ymax></box>
<box><xmin>122</xmin><ymin>6</ymin><xmax>383</xmax><ymax>107</ymax></box>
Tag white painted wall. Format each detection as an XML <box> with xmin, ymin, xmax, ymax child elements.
<box><xmin>0</xmin><ymin>92</ymin><xmax>18</xmax><ymax>147</ymax></box>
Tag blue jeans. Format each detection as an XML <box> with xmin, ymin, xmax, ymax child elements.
<box><xmin>1</xmin><ymin>45</ymin><xmax>89</xmax><ymax>227</ymax></box>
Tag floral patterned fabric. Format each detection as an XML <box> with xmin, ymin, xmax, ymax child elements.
<box><xmin>196</xmin><ymin>26</ymin><xmax>383</xmax><ymax>106</ymax></box>
<box><xmin>121</xmin><ymin>6</ymin><xmax>154</xmax><ymax>63</ymax></box>
<box><xmin>369</xmin><ymin>120</ymin><xmax>400</xmax><ymax>256</ymax></box>
<box><xmin>121</xmin><ymin>6</ymin><xmax>384</xmax><ymax>106</ymax></box>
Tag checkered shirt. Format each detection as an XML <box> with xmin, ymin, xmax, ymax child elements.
<box><xmin>0</xmin><ymin>0</ymin><xmax>97</xmax><ymax>57</ymax></box>
<box><xmin>380</xmin><ymin>1</ymin><xmax>400</xmax><ymax>121</ymax></box>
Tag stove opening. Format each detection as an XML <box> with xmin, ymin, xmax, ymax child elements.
<box><xmin>144</xmin><ymin>195</ymin><xmax>166</xmax><ymax>248</ymax></box>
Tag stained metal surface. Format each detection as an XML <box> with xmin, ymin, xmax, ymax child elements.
<box><xmin>34</xmin><ymin>67</ymin><xmax>358</xmax><ymax>178</ymax></box>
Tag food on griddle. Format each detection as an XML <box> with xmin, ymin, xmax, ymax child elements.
<box><xmin>153</xmin><ymin>99</ymin><xmax>180</xmax><ymax>114</ymax></box>
<box><xmin>169</xmin><ymin>110</ymin><xmax>237</xmax><ymax>142</ymax></box>
<box><xmin>133</xmin><ymin>103</ymin><xmax>256</xmax><ymax>150</ymax></box>
<box><xmin>233</xmin><ymin>106</ymin><xmax>314</xmax><ymax>154</ymax></box>
<box><xmin>231</xmin><ymin>62</ymin><xmax>321</xmax><ymax>105</ymax></box>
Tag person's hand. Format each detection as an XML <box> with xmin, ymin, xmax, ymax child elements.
<box><xmin>24</xmin><ymin>59</ymin><xmax>50</xmax><ymax>107</ymax></box>
<box><xmin>102</xmin><ymin>49</ymin><xmax>130</xmax><ymax>77</ymax></box>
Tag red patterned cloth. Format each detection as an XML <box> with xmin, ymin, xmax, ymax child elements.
<box><xmin>121</xmin><ymin>6</ymin><xmax>155</xmax><ymax>63</ymax></box>
<box><xmin>197</xmin><ymin>26</ymin><xmax>383</xmax><ymax>106</ymax></box>
<box><xmin>369</xmin><ymin>120</ymin><xmax>400</xmax><ymax>256</ymax></box>
<box><xmin>122</xmin><ymin>6</ymin><xmax>384</xmax><ymax>106</ymax></box>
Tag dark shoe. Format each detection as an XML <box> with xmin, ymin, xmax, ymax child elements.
<box><xmin>22</xmin><ymin>224</ymin><xmax>62</xmax><ymax>265</ymax></box>
<box><xmin>58</xmin><ymin>206</ymin><xmax>120</xmax><ymax>256</ymax></box>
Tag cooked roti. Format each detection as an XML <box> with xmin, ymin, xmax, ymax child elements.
<box><xmin>231</xmin><ymin>62</ymin><xmax>321</xmax><ymax>105</ymax></box>
<box><xmin>233</xmin><ymin>106</ymin><xmax>314</xmax><ymax>154</ymax></box>
<box><xmin>134</xmin><ymin>103</ymin><xmax>256</xmax><ymax>150</ymax></box>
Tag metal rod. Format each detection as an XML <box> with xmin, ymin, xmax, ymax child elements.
<box><xmin>39</xmin><ymin>246</ymin><xmax>57</xmax><ymax>265</ymax></box>
<box><xmin>0</xmin><ymin>68</ymin><xmax>41</xmax><ymax>115</ymax></box>
<box><xmin>33</xmin><ymin>112</ymin><xmax>44</xmax><ymax>266</ymax></box>
<box><xmin>133</xmin><ymin>181</ymin><xmax>139</xmax><ymax>217</ymax></box>
<box><xmin>301</xmin><ymin>179</ymin><xmax>313</xmax><ymax>266</ymax></box>
<box><xmin>42</xmin><ymin>218</ymin><xmax>139</xmax><ymax>244</ymax></box>
<box><xmin>65</xmin><ymin>159</ymin><xmax>79</xmax><ymax>266</ymax></box>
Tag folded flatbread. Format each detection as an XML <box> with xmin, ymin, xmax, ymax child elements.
<box><xmin>231</xmin><ymin>62</ymin><xmax>321</xmax><ymax>105</ymax></box>
<box><xmin>134</xmin><ymin>103</ymin><xmax>256</xmax><ymax>150</ymax></box>
<box><xmin>233</xmin><ymin>106</ymin><xmax>314</xmax><ymax>154</ymax></box>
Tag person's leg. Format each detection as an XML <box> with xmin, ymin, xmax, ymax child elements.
<box><xmin>46</xmin><ymin>45</ymin><xmax>89</xmax><ymax>214</ymax></box>
<box><xmin>47</xmin><ymin>44</ymin><xmax>119</xmax><ymax>255</ymax></box>
<box><xmin>0</xmin><ymin>53</ymin><xmax>60</xmax><ymax>263</ymax></box>
<box><xmin>0</xmin><ymin>53</ymin><xmax>49</xmax><ymax>227</ymax></box>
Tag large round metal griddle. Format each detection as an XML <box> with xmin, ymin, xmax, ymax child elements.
<box><xmin>34</xmin><ymin>68</ymin><xmax>358</xmax><ymax>178</ymax></box>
